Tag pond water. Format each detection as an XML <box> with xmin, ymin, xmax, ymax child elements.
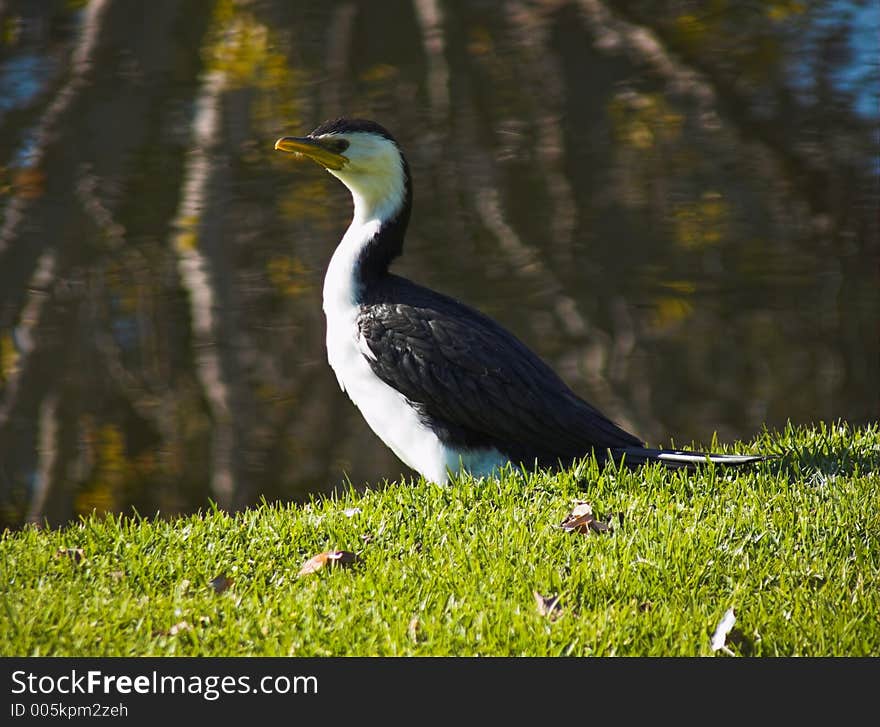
<box><xmin>0</xmin><ymin>0</ymin><xmax>877</xmax><ymax>528</ymax></box>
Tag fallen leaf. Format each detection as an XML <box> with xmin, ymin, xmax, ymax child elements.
<box><xmin>210</xmin><ymin>573</ymin><xmax>233</xmax><ymax>594</ymax></box>
<box><xmin>559</xmin><ymin>502</ymin><xmax>610</xmax><ymax>535</ymax></box>
<box><xmin>297</xmin><ymin>550</ymin><xmax>358</xmax><ymax>577</ymax></box>
<box><xmin>534</xmin><ymin>591</ymin><xmax>562</xmax><ymax>620</ymax></box>
<box><xmin>560</xmin><ymin>501</ymin><xmax>592</xmax><ymax>530</ymax></box>
<box><xmin>55</xmin><ymin>547</ymin><xmax>85</xmax><ymax>564</ymax></box>
<box><xmin>711</xmin><ymin>608</ymin><xmax>736</xmax><ymax>655</ymax></box>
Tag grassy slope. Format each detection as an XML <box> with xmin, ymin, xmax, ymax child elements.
<box><xmin>1</xmin><ymin>422</ymin><xmax>878</xmax><ymax>656</ymax></box>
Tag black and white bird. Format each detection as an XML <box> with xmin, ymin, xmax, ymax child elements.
<box><xmin>275</xmin><ymin>118</ymin><xmax>763</xmax><ymax>483</ymax></box>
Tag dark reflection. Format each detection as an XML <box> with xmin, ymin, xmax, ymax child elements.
<box><xmin>0</xmin><ymin>0</ymin><xmax>876</xmax><ymax>528</ymax></box>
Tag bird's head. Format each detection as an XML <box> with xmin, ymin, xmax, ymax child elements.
<box><xmin>275</xmin><ymin>118</ymin><xmax>410</xmax><ymax>224</ymax></box>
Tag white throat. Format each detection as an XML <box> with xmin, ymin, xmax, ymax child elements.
<box><xmin>321</xmin><ymin>138</ymin><xmax>407</xmax><ymax>312</ymax></box>
<box><xmin>331</xmin><ymin>164</ymin><xmax>406</xmax><ymax>230</ymax></box>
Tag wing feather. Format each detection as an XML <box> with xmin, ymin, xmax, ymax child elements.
<box><xmin>357</xmin><ymin>277</ymin><xmax>642</xmax><ymax>463</ymax></box>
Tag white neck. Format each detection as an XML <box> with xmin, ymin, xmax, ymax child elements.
<box><xmin>322</xmin><ymin>163</ymin><xmax>407</xmax><ymax>313</ymax></box>
<box><xmin>329</xmin><ymin>160</ymin><xmax>406</xmax><ymax>228</ymax></box>
<box><xmin>322</xmin><ymin>215</ymin><xmax>381</xmax><ymax>313</ymax></box>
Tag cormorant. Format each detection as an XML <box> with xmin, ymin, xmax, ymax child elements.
<box><xmin>275</xmin><ymin>118</ymin><xmax>763</xmax><ymax>483</ymax></box>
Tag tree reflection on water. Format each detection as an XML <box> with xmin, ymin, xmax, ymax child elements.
<box><xmin>0</xmin><ymin>0</ymin><xmax>876</xmax><ymax>527</ymax></box>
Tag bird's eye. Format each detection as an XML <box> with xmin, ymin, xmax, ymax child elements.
<box><xmin>326</xmin><ymin>138</ymin><xmax>349</xmax><ymax>153</ymax></box>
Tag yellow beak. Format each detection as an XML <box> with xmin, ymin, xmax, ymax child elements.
<box><xmin>274</xmin><ymin>136</ymin><xmax>348</xmax><ymax>171</ymax></box>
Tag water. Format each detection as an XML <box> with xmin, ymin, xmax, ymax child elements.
<box><xmin>0</xmin><ymin>0</ymin><xmax>877</xmax><ymax>528</ymax></box>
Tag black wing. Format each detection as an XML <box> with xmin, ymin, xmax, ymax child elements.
<box><xmin>357</xmin><ymin>276</ymin><xmax>643</xmax><ymax>465</ymax></box>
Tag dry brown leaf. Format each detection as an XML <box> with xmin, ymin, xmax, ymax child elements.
<box><xmin>210</xmin><ymin>573</ymin><xmax>233</xmax><ymax>594</ymax></box>
<box><xmin>559</xmin><ymin>502</ymin><xmax>611</xmax><ymax>535</ymax></box>
<box><xmin>55</xmin><ymin>547</ymin><xmax>85</xmax><ymax>564</ymax></box>
<box><xmin>534</xmin><ymin>591</ymin><xmax>562</xmax><ymax>620</ymax></box>
<box><xmin>297</xmin><ymin>550</ymin><xmax>358</xmax><ymax>577</ymax></box>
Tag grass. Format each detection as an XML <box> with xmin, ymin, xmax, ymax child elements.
<box><xmin>1</xmin><ymin>421</ymin><xmax>878</xmax><ymax>656</ymax></box>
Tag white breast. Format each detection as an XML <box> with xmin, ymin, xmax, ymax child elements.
<box><xmin>322</xmin><ymin>222</ymin><xmax>506</xmax><ymax>484</ymax></box>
